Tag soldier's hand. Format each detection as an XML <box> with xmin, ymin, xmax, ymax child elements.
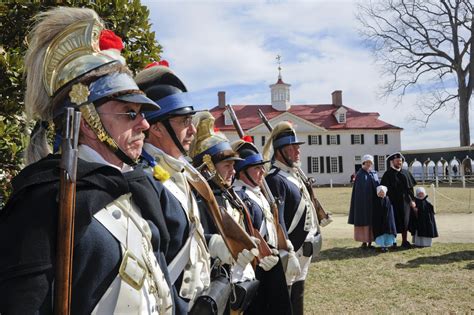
<box><xmin>285</xmin><ymin>250</ymin><xmax>301</xmax><ymax>278</ymax></box>
<box><xmin>236</xmin><ymin>248</ymin><xmax>259</xmax><ymax>268</ymax></box>
<box><xmin>285</xmin><ymin>240</ymin><xmax>301</xmax><ymax>278</ymax></box>
<box><xmin>258</xmin><ymin>254</ymin><xmax>279</xmax><ymax>271</ymax></box>
<box><xmin>208</xmin><ymin>234</ymin><xmax>232</xmax><ymax>265</ymax></box>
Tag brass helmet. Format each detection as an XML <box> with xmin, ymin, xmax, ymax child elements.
<box><xmin>24</xmin><ymin>7</ymin><xmax>158</xmax><ymax>165</ymax></box>
<box><xmin>262</xmin><ymin>120</ymin><xmax>304</xmax><ymax>166</ymax></box>
<box><xmin>189</xmin><ymin>111</ymin><xmax>242</xmax><ymax>169</ymax></box>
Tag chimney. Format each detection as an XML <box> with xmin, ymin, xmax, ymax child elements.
<box><xmin>218</xmin><ymin>91</ymin><xmax>226</xmax><ymax>108</ymax></box>
<box><xmin>332</xmin><ymin>90</ymin><xmax>342</xmax><ymax>107</ymax></box>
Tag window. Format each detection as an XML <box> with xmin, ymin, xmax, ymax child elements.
<box><xmin>311</xmin><ymin>157</ymin><xmax>319</xmax><ymax>173</ymax></box>
<box><xmin>308</xmin><ymin>156</ymin><xmax>325</xmax><ymax>173</ymax></box>
<box><xmin>377</xmin><ymin>155</ymin><xmax>386</xmax><ymax>172</ymax></box>
<box><xmin>327</xmin><ymin>134</ymin><xmax>340</xmax><ymax>145</ymax></box>
<box><xmin>355</xmin><ymin>155</ymin><xmax>361</xmax><ymax>163</ymax></box>
<box><xmin>309</xmin><ymin>135</ymin><xmax>321</xmax><ymax>145</ymax></box>
<box><xmin>330</xmin><ymin>157</ymin><xmax>339</xmax><ymax>173</ymax></box>
<box><xmin>261</xmin><ymin>136</ymin><xmax>265</xmax><ymax>146</ymax></box>
<box><xmin>338</xmin><ymin>113</ymin><xmax>346</xmax><ymax>123</ymax></box>
<box><xmin>353</xmin><ymin>134</ymin><xmax>360</xmax><ymax>144</ymax></box>
<box><xmin>326</xmin><ymin>156</ymin><xmax>343</xmax><ymax>173</ymax></box>
<box><xmin>375</xmin><ymin>134</ymin><xmax>388</xmax><ymax>145</ymax></box>
<box><xmin>351</xmin><ymin>134</ymin><xmax>365</xmax><ymax>144</ymax></box>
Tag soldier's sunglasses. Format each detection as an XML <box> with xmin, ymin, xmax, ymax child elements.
<box><xmin>97</xmin><ymin>110</ymin><xmax>146</xmax><ymax>121</ymax></box>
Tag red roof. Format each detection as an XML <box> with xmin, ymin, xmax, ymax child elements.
<box><xmin>210</xmin><ymin>104</ymin><xmax>402</xmax><ymax>131</ymax></box>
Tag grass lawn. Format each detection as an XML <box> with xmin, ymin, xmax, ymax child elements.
<box><xmin>305</xmin><ymin>239</ymin><xmax>474</xmax><ymax>314</ymax></box>
<box><xmin>314</xmin><ymin>186</ymin><xmax>474</xmax><ymax>215</ymax></box>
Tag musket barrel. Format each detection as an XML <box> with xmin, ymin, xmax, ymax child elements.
<box><xmin>54</xmin><ymin>107</ymin><xmax>80</xmax><ymax>315</ymax></box>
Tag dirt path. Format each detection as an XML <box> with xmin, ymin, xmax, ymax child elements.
<box><xmin>322</xmin><ymin>213</ymin><xmax>474</xmax><ymax>243</ymax></box>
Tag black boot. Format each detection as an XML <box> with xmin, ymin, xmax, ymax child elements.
<box><xmin>290</xmin><ymin>280</ymin><xmax>305</xmax><ymax>315</ymax></box>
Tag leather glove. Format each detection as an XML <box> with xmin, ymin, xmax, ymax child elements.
<box><xmin>208</xmin><ymin>234</ymin><xmax>232</xmax><ymax>265</ymax></box>
<box><xmin>258</xmin><ymin>254</ymin><xmax>279</xmax><ymax>271</ymax></box>
<box><xmin>285</xmin><ymin>240</ymin><xmax>301</xmax><ymax>278</ymax></box>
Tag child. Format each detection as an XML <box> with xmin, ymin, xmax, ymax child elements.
<box><xmin>372</xmin><ymin>185</ymin><xmax>397</xmax><ymax>253</ymax></box>
<box><xmin>410</xmin><ymin>187</ymin><xmax>439</xmax><ymax>247</ymax></box>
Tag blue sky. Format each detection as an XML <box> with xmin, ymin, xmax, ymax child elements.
<box><xmin>142</xmin><ymin>0</ymin><xmax>471</xmax><ymax>150</ymax></box>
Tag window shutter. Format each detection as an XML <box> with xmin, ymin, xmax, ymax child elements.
<box><xmin>361</xmin><ymin>134</ymin><xmax>364</xmax><ymax>144</ymax></box>
<box><xmin>384</xmin><ymin>134</ymin><xmax>388</xmax><ymax>144</ymax></box>
<box><xmin>308</xmin><ymin>135</ymin><xmax>312</xmax><ymax>145</ymax></box>
<box><xmin>307</xmin><ymin>156</ymin><xmax>312</xmax><ymax>173</ymax></box>
<box><xmin>338</xmin><ymin>156</ymin><xmax>343</xmax><ymax>173</ymax></box>
<box><xmin>374</xmin><ymin>134</ymin><xmax>378</xmax><ymax>145</ymax></box>
<box><xmin>326</xmin><ymin>156</ymin><xmax>331</xmax><ymax>173</ymax></box>
<box><xmin>327</xmin><ymin>135</ymin><xmax>330</xmax><ymax>145</ymax></box>
<box><xmin>251</xmin><ymin>136</ymin><xmax>255</xmax><ymax>143</ymax></box>
<box><xmin>318</xmin><ymin>135</ymin><xmax>322</xmax><ymax>145</ymax></box>
<box><xmin>374</xmin><ymin>155</ymin><xmax>379</xmax><ymax>171</ymax></box>
<box><xmin>337</xmin><ymin>135</ymin><xmax>341</xmax><ymax>145</ymax></box>
<box><xmin>320</xmin><ymin>156</ymin><xmax>325</xmax><ymax>173</ymax></box>
<box><xmin>261</xmin><ymin>136</ymin><xmax>265</xmax><ymax>146</ymax></box>
<box><xmin>351</xmin><ymin>134</ymin><xmax>354</xmax><ymax>144</ymax></box>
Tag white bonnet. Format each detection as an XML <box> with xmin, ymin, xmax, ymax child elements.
<box><xmin>416</xmin><ymin>187</ymin><xmax>426</xmax><ymax>196</ymax></box>
<box><xmin>362</xmin><ymin>154</ymin><xmax>374</xmax><ymax>164</ymax></box>
<box><xmin>376</xmin><ymin>185</ymin><xmax>387</xmax><ymax>194</ymax></box>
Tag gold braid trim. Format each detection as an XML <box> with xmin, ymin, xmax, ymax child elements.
<box><xmin>79</xmin><ymin>103</ymin><xmax>119</xmax><ymax>151</ymax></box>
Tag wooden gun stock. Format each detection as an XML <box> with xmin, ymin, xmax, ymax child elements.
<box><xmin>225</xmin><ymin>104</ymin><xmax>275</xmax><ymax>257</ymax></box>
<box><xmin>228</xmin><ymin>189</ymin><xmax>273</xmax><ymax>261</ymax></box>
<box><xmin>54</xmin><ymin>108</ymin><xmax>81</xmax><ymax>315</ymax></box>
<box><xmin>185</xmin><ymin>165</ymin><xmax>257</xmax><ymax>261</ymax></box>
<box><xmin>295</xmin><ymin>168</ymin><xmax>331</xmax><ymax>224</ymax></box>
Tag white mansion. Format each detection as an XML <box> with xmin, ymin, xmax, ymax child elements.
<box><xmin>209</xmin><ymin>73</ymin><xmax>402</xmax><ymax>185</ymax></box>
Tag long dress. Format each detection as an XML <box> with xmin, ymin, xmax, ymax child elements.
<box><xmin>348</xmin><ymin>168</ymin><xmax>378</xmax><ymax>242</ymax></box>
<box><xmin>372</xmin><ymin>196</ymin><xmax>397</xmax><ymax>247</ymax></box>
<box><xmin>409</xmin><ymin>196</ymin><xmax>439</xmax><ymax>247</ymax></box>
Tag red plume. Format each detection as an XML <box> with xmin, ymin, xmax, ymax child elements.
<box><xmin>99</xmin><ymin>30</ymin><xmax>124</xmax><ymax>51</ymax></box>
<box><xmin>158</xmin><ymin>60</ymin><xmax>169</xmax><ymax>67</ymax></box>
<box><xmin>213</xmin><ymin>127</ymin><xmax>220</xmax><ymax>133</ymax></box>
<box><xmin>242</xmin><ymin>135</ymin><xmax>253</xmax><ymax>143</ymax></box>
<box><xmin>144</xmin><ymin>60</ymin><xmax>170</xmax><ymax>69</ymax></box>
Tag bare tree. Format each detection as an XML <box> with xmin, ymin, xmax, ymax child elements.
<box><xmin>357</xmin><ymin>0</ymin><xmax>473</xmax><ymax>146</ymax></box>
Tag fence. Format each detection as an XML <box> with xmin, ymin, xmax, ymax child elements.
<box><xmin>428</xmin><ymin>183</ymin><xmax>473</xmax><ymax>214</ymax></box>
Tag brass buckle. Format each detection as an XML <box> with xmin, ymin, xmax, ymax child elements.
<box><xmin>119</xmin><ymin>250</ymin><xmax>147</xmax><ymax>290</ymax></box>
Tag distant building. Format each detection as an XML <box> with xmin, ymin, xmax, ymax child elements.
<box><xmin>209</xmin><ymin>71</ymin><xmax>402</xmax><ymax>185</ymax></box>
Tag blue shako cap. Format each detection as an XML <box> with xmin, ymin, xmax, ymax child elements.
<box><xmin>135</xmin><ymin>63</ymin><xmax>195</xmax><ymax>124</ymax></box>
<box><xmin>144</xmin><ymin>92</ymin><xmax>196</xmax><ymax>124</ymax></box>
<box><xmin>272</xmin><ymin>130</ymin><xmax>305</xmax><ymax>150</ymax></box>
<box><xmin>193</xmin><ymin>141</ymin><xmax>242</xmax><ymax>167</ymax></box>
<box><xmin>234</xmin><ymin>142</ymin><xmax>269</xmax><ymax>173</ymax></box>
<box><xmin>58</xmin><ymin>72</ymin><xmax>159</xmax><ymax>117</ymax></box>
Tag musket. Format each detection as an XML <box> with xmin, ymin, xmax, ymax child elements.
<box><xmin>54</xmin><ymin>107</ymin><xmax>81</xmax><ymax>315</ymax></box>
<box><xmin>225</xmin><ymin>104</ymin><xmax>282</xmax><ymax>254</ymax></box>
<box><xmin>225</xmin><ymin>186</ymin><xmax>273</xmax><ymax>260</ymax></box>
<box><xmin>184</xmin><ymin>162</ymin><xmax>258</xmax><ymax>261</ymax></box>
<box><xmin>260</xmin><ymin>179</ymin><xmax>289</xmax><ymax>251</ymax></box>
<box><xmin>257</xmin><ymin>109</ymin><xmax>332</xmax><ymax>227</ymax></box>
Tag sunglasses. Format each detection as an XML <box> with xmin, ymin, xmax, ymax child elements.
<box><xmin>169</xmin><ymin>116</ymin><xmax>194</xmax><ymax>127</ymax></box>
<box><xmin>97</xmin><ymin>110</ymin><xmax>146</xmax><ymax>121</ymax></box>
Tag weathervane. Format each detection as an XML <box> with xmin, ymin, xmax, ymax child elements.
<box><xmin>276</xmin><ymin>54</ymin><xmax>282</xmax><ymax>79</ymax></box>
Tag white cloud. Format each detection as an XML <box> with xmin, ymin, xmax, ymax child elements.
<box><xmin>142</xmin><ymin>0</ymin><xmax>470</xmax><ymax>149</ymax></box>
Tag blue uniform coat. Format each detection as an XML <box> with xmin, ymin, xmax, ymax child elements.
<box><xmin>0</xmin><ymin>155</ymin><xmax>173</xmax><ymax>314</ymax></box>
